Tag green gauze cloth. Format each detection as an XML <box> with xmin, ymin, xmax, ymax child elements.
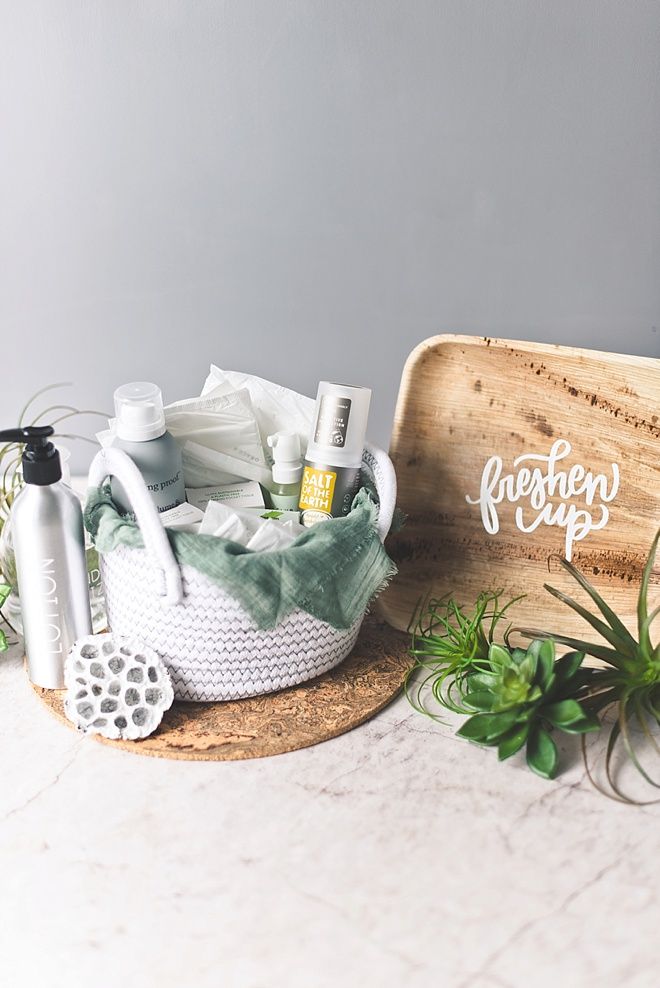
<box><xmin>84</xmin><ymin>487</ymin><xmax>397</xmax><ymax>631</ymax></box>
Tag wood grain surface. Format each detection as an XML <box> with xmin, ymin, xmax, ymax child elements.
<box><xmin>378</xmin><ymin>335</ymin><xmax>660</xmax><ymax>649</ymax></box>
<box><xmin>32</xmin><ymin>617</ymin><xmax>413</xmax><ymax>760</ymax></box>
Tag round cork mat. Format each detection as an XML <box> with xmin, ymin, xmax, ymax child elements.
<box><xmin>31</xmin><ymin>617</ymin><xmax>413</xmax><ymax>761</ymax></box>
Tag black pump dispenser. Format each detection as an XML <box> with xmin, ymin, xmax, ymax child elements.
<box><xmin>0</xmin><ymin>426</ymin><xmax>62</xmax><ymax>486</ymax></box>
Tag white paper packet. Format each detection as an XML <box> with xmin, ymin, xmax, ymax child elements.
<box><xmin>185</xmin><ymin>481</ymin><xmax>265</xmax><ymax>512</ymax></box>
<box><xmin>198</xmin><ymin>498</ymin><xmax>303</xmax><ymax>551</ymax></box>
<box><xmin>159</xmin><ymin>502</ymin><xmax>205</xmax><ymax>533</ymax></box>
<box><xmin>198</xmin><ymin>500</ymin><xmax>249</xmax><ymax>543</ymax></box>
<box><xmin>245</xmin><ymin>520</ymin><xmax>297</xmax><ymax>552</ymax></box>
<box><xmin>166</xmin><ymin>387</ymin><xmax>265</xmax><ymax>467</ymax></box>
<box><xmin>202</xmin><ymin>366</ymin><xmax>315</xmax><ymax>461</ymax></box>
<box><xmin>182</xmin><ymin>440</ymin><xmax>272</xmax><ymax>488</ymax></box>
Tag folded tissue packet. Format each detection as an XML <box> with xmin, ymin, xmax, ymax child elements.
<box><xmin>165</xmin><ymin>387</ymin><xmax>269</xmax><ymax>488</ymax></box>
<box><xmin>199</xmin><ymin>499</ymin><xmax>305</xmax><ymax>551</ymax></box>
<box><xmin>202</xmin><ymin>366</ymin><xmax>315</xmax><ymax>462</ymax></box>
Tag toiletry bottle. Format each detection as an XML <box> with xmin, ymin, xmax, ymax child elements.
<box><xmin>266</xmin><ymin>432</ymin><xmax>303</xmax><ymax>510</ymax></box>
<box><xmin>109</xmin><ymin>382</ymin><xmax>185</xmax><ymax>514</ymax></box>
<box><xmin>0</xmin><ymin>426</ymin><xmax>92</xmax><ymax>688</ymax></box>
<box><xmin>298</xmin><ymin>382</ymin><xmax>371</xmax><ymax>527</ymax></box>
<box><xmin>0</xmin><ymin>444</ymin><xmax>106</xmax><ymax>636</ymax></box>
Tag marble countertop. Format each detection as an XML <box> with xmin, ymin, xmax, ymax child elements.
<box><xmin>1</xmin><ymin>636</ymin><xmax>658</xmax><ymax>988</ymax></box>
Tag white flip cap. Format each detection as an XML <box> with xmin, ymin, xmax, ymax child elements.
<box><xmin>114</xmin><ymin>382</ymin><xmax>166</xmax><ymax>442</ymax></box>
<box><xmin>267</xmin><ymin>431</ymin><xmax>303</xmax><ymax>485</ymax></box>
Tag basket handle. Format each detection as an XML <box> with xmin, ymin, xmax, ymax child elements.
<box><xmin>88</xmin><ymin>447</ymin><xmax>184</xmax><ymax>606</ymax></box>
<box><xmin>363</xmin><ymin>442</ymin><xmax>397</xmax><ymax>542</ymax></box>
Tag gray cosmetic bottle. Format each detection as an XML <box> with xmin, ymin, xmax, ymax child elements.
<box><xmin>0</xmin><ymin>426</ymin><xmax>92</xmax><ymax>688</ymax></box>
<box><xmin>109</xmin><ymin>382</ymin><xmax>185</xmax><ymax>514</ymax></box>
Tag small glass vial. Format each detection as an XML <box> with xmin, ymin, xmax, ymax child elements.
<box><xmin>266</xmin><ymin>432</ymin><xmax>303</xmax><ymax>511</ymax></box>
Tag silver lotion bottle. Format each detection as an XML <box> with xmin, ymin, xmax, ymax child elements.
<box><xmin>0</xmin><ymin>426</ymin><xmax>92</xmax><ymax>688</ymax></box>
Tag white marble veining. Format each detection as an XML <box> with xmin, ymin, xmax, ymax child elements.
<box><xmin>1</xmin><ymin>638</ymin><xmax>659</xmax><ymax>988</ymax></box>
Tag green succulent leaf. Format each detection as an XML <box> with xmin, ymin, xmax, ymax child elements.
<box><xmin>498</xmin><ymin>723</ymin><xmax>529</xmax><ymax>761</ymax></box>
<box><xmin>457</xmin><ymin>710</ymin><xmax>520</xmax><ymax>743</ymax></box>
<box><xmin>510</xmin><ymin>647</ymin><xmax>528</xmax><ymax>667</ymax></box>
<box><xmin>537</xmin><ymin>639</ymin><xmax>555</xmax><ymax>689</ymax></box>
<box><xmin>553</xmin><ymin>650</ymin><xmax>584</xmax><ymax>687</ymax></box>
<box><xmin>543</xmin><ymin>699</ymin><xmax>587</xmax><ymax>728</ymax></box>
<box><xmin>463</xmin><ymin>690</ymin><xmax>496</xmax><ymax>712</ymax></box>
<box><xmin>0</xmin><ymin>583</ymin><xmax>11</xmax><ymax>609</ymax></box>
<box><xmin>518</xmin><ymin>652</ymin><xmax>538</xmax><ymax>684</ymax></box>
<box><xmin>488</xmin><ymin>643</ymin><xmax>511</xmax><ymax>669</ymax></box>
<box><xmin>556</xmin><ymin>714</ymin><xmax>601</xmax><ymax>735</ymax></box>
<box><xmin>0</xmin><ymin>628</ymin><xmax>7</xmax><ymax>652</ymax></box>
<box><xmin>467</xmin><ymin>672</ymin><xmax>498</xmax><ymax>691</ymax></box>
<box><xmin>526</xmin><ymin>725</ymin><xmax>558</xmax><ymax>780</ymax></box>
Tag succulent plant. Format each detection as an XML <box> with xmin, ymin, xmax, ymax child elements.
<box><xmin>521</xmin><ymin>528</ymin><xmax>660</xmax><ymax>801</ymax></box>
<box><xmin>457</xmin><ymin>639</ymin><xmax>600</xmax><ymax>779</ymax></box>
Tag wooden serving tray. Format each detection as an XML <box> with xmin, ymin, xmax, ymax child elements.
<box><xmin>378</xmin><ymin>335</ymin><xmax>660</xmax><ymax>647</ymax></box>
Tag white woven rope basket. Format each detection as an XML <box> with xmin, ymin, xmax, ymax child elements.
<box><xmin>88</xmin><ymin>444</ymin><xmax>396</xmax><ymax>702</ymax></box>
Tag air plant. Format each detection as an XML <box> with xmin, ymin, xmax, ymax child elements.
<box><xmin>406</xmin><ymin>591</ymin><xmax>521</xmax><ymax>715</ymax></box>
<box><xmin>520</xmin><ymin>528</ymin><xmax>660</xmax><ymax>802</ymax></box>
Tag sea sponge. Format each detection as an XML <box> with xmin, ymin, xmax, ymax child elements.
<box><xmin>64</xmin><ymin>633</ymin><xmax>174</xmax><ymax>740</ymax></box>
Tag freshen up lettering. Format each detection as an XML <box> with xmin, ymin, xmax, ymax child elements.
<box><xmin>465</xmin><ymin>439</ymin><xmax>620</xmax><ymax>560</ymax></box>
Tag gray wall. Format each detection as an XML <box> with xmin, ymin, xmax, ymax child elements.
<box><xmin>1</xmin><ymin>0</ymin><xmax>659</xmax><ymax>472</ymax></box>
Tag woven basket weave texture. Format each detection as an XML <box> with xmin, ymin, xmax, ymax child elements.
<box><xmin>93</xmin><ymin>443</ymin><xmax>395</xmax><ymax>702</ymax></box>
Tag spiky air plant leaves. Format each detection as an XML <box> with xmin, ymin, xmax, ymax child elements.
<box><xmin>520</xmin><ymin>528</ymin><xmax>660</xmax><ymax>802</ymax></box>
<box><xmin>406</xmin><ymin>591</ymin><xmax>523</xmax><ymax>715</ymax></box>
<box><xmin>457</xmin><ymin>639</ymin><xmax>599</xmax><ymax>779</ymax></box>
